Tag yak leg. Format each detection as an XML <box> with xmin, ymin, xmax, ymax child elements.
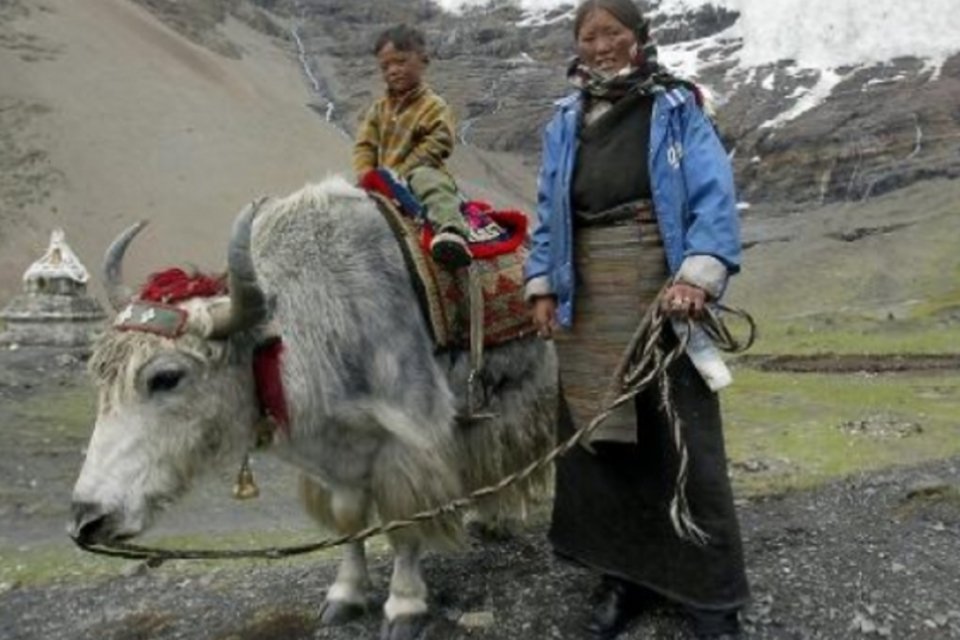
<box><xmin>321</xmin><ymin>540</ymin><xmax>372</xmax><ymax>625</ymax></box>
<box><xmin>381</xmin><ymin>534</ymin><xmax>429</xmax><ymax>640</ymax></box>
<box><xmin>305</xmin><ymin>483</ymin><xmax>373</xmax><ymax>625</ymax></box>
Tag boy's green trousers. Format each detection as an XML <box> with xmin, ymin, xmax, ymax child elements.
<box><xmin>407</xmin><ymin>166</ymin><xmax>468</xmax><ymax>238</ymax></box>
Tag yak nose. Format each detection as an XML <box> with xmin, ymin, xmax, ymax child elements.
<box><xmin>69</xmin><ymin>501</ymin><xmax>109</xmax><ymax>544</ymax></box>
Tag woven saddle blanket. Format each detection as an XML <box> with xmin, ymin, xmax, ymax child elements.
<box><xmin>362</xmin><ymin>172</ymin><xmax>534</xmax><ymax>350</ymax></box>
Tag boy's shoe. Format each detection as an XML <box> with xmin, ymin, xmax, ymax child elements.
<box><xmin>430</xmin><ymin>229</ymin><xmax>472</xmax><ymax>269</ymax></box>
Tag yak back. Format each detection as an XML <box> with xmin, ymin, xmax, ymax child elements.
<box><xmin>248</xmin><ymin>177</ymin><xmax>457</xmax><ymax>445</ymax></box>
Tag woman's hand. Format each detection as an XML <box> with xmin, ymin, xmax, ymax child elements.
<box><xmin>660</xmin><ymin>282</ymin><xmax>708</xmax><ymax>319</ymax></box>
<box><xmin>531</xmin><ymin>296</ymin><xmax>558</xmax><ymax>340</ymax></box>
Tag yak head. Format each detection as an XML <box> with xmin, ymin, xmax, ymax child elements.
<box><xmin>69</xmin><ymin>202</ymin><xmax>269</xmax><ymax>545</ymax></box>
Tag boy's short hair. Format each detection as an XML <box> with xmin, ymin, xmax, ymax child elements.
<box><xmin>373</xmin><ymin>24</ymin><xmax>428</xmax><ymax>59</ymax></box>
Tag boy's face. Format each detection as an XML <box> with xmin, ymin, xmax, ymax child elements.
<box><xmin>377</xmin><ymin>42</ymin><xmax>426</xmax><ymax>96</ymax></box>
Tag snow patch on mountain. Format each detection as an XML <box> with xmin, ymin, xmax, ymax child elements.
<box><xmin>437</xmin><ymin>0</ymin><xmax>960</xmax><ymax>126</ymax></box>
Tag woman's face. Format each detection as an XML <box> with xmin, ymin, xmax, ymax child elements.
<box><xmin>576</xmin><ymin>8</ymin><xmax>638</xmax><ymax>74</ymax></box>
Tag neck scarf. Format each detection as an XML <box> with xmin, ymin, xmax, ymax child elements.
<box><xmin>567</xmin><ymin>39</ymin><xmax>700</xmax><ymax>103</ymax></box>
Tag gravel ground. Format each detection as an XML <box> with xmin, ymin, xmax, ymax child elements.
<box><xmin>1</xmin><ymin>347</ymin><xmax>958</xmax><ymax>640</ymax></box>
<box><xmin>1</xmin><ymin>458</ymin><xmax>958</xmax><ymax>640</ymax></box>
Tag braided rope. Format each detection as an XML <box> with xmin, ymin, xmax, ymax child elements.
<box><xmin>75</xmin><ymin>300</ymin><xmax>754</xmax><ymax>565</ymax></box>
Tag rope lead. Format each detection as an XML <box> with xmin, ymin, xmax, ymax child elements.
<box><xmin>75</xmin><ymin>297</ymin><xmax>755</xmax><ymax>563</ymax></box>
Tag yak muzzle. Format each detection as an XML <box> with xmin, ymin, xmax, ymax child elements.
<box><xmin>68</xmin><ymin>501</ymin><xmax>115</xmax><ymax>545</ymax></box>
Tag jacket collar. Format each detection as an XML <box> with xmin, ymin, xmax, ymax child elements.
<box><xmin>386</xmin><ymin>84</ymin><xmax>429</xmax><ymax>111</ymax></box>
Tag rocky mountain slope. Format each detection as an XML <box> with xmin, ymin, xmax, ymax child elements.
<box><xmin>1</xmin><ymin>0</ymin><xmax>957</xmax><ymax>328</ymax></box>
<box><xmin>117</xmin><ymin>0</ymin><xmax>960</xmax><ymax>358</ymax></box>
<box><xmin>276</xmin><ymin>0</ymin><xmax>960</xmax><ymax>207</ymax></box>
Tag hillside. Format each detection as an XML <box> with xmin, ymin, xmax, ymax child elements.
<box><xmin>727</xmin><ymin>178</ymin><xmax>960</xmax><ymax>354</ymax></box>
<box><xmin>0</xmin><ymin>0</ymin><xmax>353</xmax><ymax>300</ymax></box>
<box><xmin>0</xmin><ymin>0</ymin><xmax>538</xmax><ymax>303</ymax></box>
<box><xmin>279</xmin><ymin>0</ymin><xmax>960</xmax><ymax>209</ymax></box>
<box><xmin>1</xmin><ymin>0</ymin><xmax>958</xmax><ymax>343</ymax></box>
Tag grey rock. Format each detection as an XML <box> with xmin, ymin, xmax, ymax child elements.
<box><xmin>458</xmin><ymin>611</ymin><xmax>495</xmax><ymax>629</ymax></box>
<box><xmin>120</xmin><ymin>562</ymin><xmax>149</xmax><ymax>579</ymax></box>
<box><xmin>905</xmin><ymin>476</ymin><xmax>951</xmax><ymax>498</ymax></box>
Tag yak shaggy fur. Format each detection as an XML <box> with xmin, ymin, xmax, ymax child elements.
<box><xmin>245</xmin><ymin>177</ymin><xmax>556</xmax><ymax>542</ymax></box>
<box><xmin>77</xmin><ymin>176</ymin><xmax>559</xmax><ymax>632</ymax></box>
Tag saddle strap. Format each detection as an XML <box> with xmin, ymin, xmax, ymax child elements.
<box><xmin>467</xmin><ymin>263</ymin><xmax>485</xmax><ymax>414</ymax></box>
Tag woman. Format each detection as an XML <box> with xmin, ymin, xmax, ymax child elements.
<box><xmin>524</xmin><ymin>1</ymin><xmax>749</xmax><ymax>638</ymax></box>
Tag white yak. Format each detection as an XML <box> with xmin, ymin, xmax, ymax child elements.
<box><xmin>68</xmin><ymin>177</ymin><xmax>557</xmax><ymax>640</ymax></box>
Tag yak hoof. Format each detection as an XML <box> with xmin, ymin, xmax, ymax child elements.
<box><xmin>380</xmin><ymin>613</ymin><xmax>429</xmax><ymax>640</ymax></box>
<box><xmin>319</xmin><ymin>599</ymin><xmax>367</xmax><ymax>626</ymax></box>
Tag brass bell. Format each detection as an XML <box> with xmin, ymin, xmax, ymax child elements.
<box><xmin>232</xmin><ymin>454</ymin><xmax>260</xmax><ymax>500</ymax></box>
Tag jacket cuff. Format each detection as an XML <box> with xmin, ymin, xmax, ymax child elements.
<box><xmin>524</xmin><ymin>275</ymin><xmax>553</xmax><ymax>302</ymax></box>
<box><xmin>676</xmin><ymin>254</ymin><xmax>729</xmax><ymax>299</ymax></box>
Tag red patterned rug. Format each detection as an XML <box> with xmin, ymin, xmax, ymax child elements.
<box><xmin>368</xmin><ymin>191</ymin><xmax>535</xmax><ymax>350</ymax></box>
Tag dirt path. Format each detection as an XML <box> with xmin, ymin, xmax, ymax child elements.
<box><xmin>737</xmin><ymin>353</ymin><xmax>960</xmax><ymax>374</ymax></box>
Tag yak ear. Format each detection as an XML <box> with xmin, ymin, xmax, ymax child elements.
<box><xmin>103</xmin><ymin>221</ymin><xmax>148</xmax><ymax>312</ymax></box>
<box><xmin>207</xmin><ymin>198</ymin><xmax>268</xmax><ymax>339</ymax></box>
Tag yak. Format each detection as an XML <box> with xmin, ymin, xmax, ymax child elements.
<box><xmin>68</xmin><ymin>176</ymin><xmax>557</xmax><ymax>640</ymax></box>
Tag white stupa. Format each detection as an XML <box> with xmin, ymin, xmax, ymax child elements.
<box><xmin>0</xmin><ymin>229</ymin><xmax>106</xmax><ymax>347</ymax></box>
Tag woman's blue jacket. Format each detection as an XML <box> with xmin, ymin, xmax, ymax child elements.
<box><xmin>524</xmin><ymin>87</ymin><xmax>742</xmax><ymax>328</ymax></box>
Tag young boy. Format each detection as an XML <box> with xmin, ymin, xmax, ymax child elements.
<box><xmin>353</xmin><ymin>24</ymin><xmax>472</xmax><ymax>268</ymax></box>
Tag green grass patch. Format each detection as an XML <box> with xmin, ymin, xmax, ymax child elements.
<box><xmin>7</xmin><ymin>383</ymin><xmax>97</xmax><ymax>445</ymax></box>
<box><xmin>0</xmin><ymin>527</ymin><xmax>393</xmax><ymax>587</ymax></box>
<box><xmin>908</xmin><ymin>289</ymin><xmax>960</xmax><ymax>321</ymax></box>
<box><xmin>743</xmin><ymin>314</ymin><xmax>960</xmax><ymax>355</ymax></box>
<box><xmin>0</xmin><ymin>542</ymin><xmax>122</xmax><ymax>587</ymax></box>
<box><xmin>724</xmin><ymin>368</ymin><xmax>960</xmax><ymax>495</ymax></box>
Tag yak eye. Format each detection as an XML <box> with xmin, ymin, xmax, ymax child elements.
<box><xmin>148</xmin><ymin>370</ymin><xmax>184</xmax><ymax>394</ymax></box>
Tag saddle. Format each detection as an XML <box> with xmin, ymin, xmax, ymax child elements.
<box><xmin>361</xmin><ymin>170</ymin><xmax>534</xmax><ymax>352</ymax></box>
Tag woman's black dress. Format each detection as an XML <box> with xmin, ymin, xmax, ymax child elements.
<box><xmin>548</xmin><ymin>92</ymin><xmax>750</xmax><ymax>610</ymax></box>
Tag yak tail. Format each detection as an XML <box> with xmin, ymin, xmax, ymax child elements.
<box><xmin>456</xmin><ymin>370</ymin><xmax>557</xmax><ymax>529</ymax></box>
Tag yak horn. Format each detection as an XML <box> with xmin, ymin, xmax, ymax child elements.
<box><xmin>208</xmin><ymin>198</ymin><xmax>268</xmax><ymax>338</ymax></box>
<box><xmin>102</xmin><ymin>221</ymin><xmax>148</xmax><ymax>312</ymax></box>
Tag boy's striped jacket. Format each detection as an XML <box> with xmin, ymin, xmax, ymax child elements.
<box><xmin>352</xmin><ymin>85</ymin><xmax>455</xmax><ymax>178</ymax></box>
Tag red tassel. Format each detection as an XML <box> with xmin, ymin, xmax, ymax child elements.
<box><xmin>253</xmin><ymin>339</ymin><xmax>289</xmax><ymax>436</ymax></box>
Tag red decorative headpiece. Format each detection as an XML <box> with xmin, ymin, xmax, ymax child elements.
<box><xmin>139</xmin><ymin>268</ymin><xmax>227</xmax><ymax>303</ymax></box>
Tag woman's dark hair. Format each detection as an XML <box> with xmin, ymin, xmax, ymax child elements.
<box><xmin>573</xmin><ymin>0</ymin><xmax>649</xmax><ymax>43</ymax></box>
<box><xmin>373</xmin><ymin>24</ymin><xmax>428</xmax><ymax>59</ymax></box>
